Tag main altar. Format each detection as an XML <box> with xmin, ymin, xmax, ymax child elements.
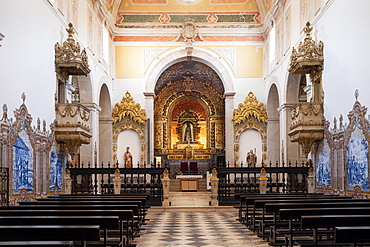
<box><xmin>153</xmin><ymin>61</ymin><xmax>226</xmax><ymax>176</ymax></box>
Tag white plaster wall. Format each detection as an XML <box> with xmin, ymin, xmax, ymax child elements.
<box><xmin>112</xmin><ymin>78</ymin><xmax>147</xmax><ymax>108</ymax></box>
<box><xmin>0</xmin><ymin>0</ymin><xmax>61</xmax><ymax>125</ymax></box>
<box><xmin>314</xmin><ymin>0</ymin><xmax>370</xmax><ymax>125</ymax></box>
<box><xmin>0</xmin><ymin>0</ymin><xmax>113</xmax><ymax>132</ymax></box>
<box><xmin>233</xmin><ymin>78</ymin><xmax>265</xmax><ymax>107</ymax></box>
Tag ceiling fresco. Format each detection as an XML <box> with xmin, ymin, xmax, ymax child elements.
<box><xmin>105</xmin><ymin>0</ymin><xmax>273</xmax><ymax>27</ymax></box>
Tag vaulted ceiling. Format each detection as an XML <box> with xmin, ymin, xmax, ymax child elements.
<box><xmin>104</xmin><ymin>0</ymin><xmax>274</xmax><ymax>28</ymax></box>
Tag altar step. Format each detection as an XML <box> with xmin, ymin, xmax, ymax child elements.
<box><xmin>170</xmin><ymin>178</ymin><xmax>209</xmax><ymax>192</ymax></box>
<box><xmin>150</xmin><ymin>191</ymin><xmax>236</xmax><ymax>212</ymax></box>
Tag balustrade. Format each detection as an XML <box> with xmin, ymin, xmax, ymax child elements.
<box><xmin>67</xmin><ymin>162</ymin><xmax>165</xmax><ymax>205</ymax></box>
<box><xmin>216</xmin><ymin>160</ymin><xmax>312</xmax><ymax>205</ymax></box>
<box><xmin>0</xmin><ymin>168</ymin><xmax>9</xmax><ymax>206</ymax></box>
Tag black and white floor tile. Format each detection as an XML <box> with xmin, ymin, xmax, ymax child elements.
<box><xmin>132</xmin><ymin>211</ymin><xmax>269</xmax><ymax>247</ymax></box>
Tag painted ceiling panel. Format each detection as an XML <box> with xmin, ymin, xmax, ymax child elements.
<box><xmin>106</xmin><ymin>0</ymin><xmax>272</xmax><ymax>26</ymax></box>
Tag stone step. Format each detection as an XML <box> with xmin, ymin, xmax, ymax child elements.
<box><xmin>149</xmin><ymin>206</ymin><xmax>237</xmax><ymax>213</ymax></box>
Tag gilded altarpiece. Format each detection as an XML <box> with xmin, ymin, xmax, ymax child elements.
<box><xmin>154</xmin><ymin>61</ymin><xmax>225</xmax><ymax>164</ymax></box>
<box><xmin>315</xmin><ymin>91</ymin><xmax>370</xmax><ymax>197</ymax></box>
<box><xmin>233</xmin><ymin>92</ymin><xmax>268</xmax><ymax>164</ymax></box>
<box><xmin>112</xmin><ymin>91</ymin><xmax>147</xmax><ymax>165</ymax></box>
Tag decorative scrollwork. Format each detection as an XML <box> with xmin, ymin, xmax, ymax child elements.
<box><xmin>55</xmin><ymin>23</ymin><xmax>90</xmax><ymax>79</ymax></box>
<box><xmin>288</xmin><ymin>22</ymin><xmax>324</xmax><ymax>75</ymax></box>
<box><xmin>233</xmin><ymin>92</ymin><xmax>268</xmax><ymax>124</ymax></box>
<box><xmin>112</xmin><ymin>91</ymin><xmax>147</xmax><ymax>125</ymax></box>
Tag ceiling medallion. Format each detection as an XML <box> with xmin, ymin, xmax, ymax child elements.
<box><xmin>180</xmin><ymin>19</ymin><xmax>204</xmax><ymax>45</ymax></box>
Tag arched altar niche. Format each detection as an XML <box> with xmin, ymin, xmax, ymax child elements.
<box><xmin>233</xmin><ymin>92</ymin><xmax>268</xmax><ymax>165</ymax></box>
<box><xmin>154</xmin><ymin>61</ymin><xmax>225</xmax><ymax>165</ymax></box>
<box><xmin>172</xmin><ymin>100</ymin><xmax>206</xmax><ymax>149</ymax></box>
<box><xmin>112</xmin><ymin>91</ymin><xmax>147</xmax><ymax>166</ymax></box>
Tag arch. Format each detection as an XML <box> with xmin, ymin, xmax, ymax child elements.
<box><xmin>78</xmin><ymin>74</ymin><xmax>93</xmax><ymax>103</ymax></box>
<box><xmin>99</xmin><ymin>83</ymin><xmax>112</xmax><ymax>165</ymax></box>
<box><xmin>239</xmin><ymin>129</ymin><xmax>262</xmax><ymax>166</ymax></box>
<box><xmin>286</xmin><ymin>73</ymin><xmax>302</xmax><ymax>103</ymax></box>
<box><xmin>113</xmin><ymin>123</ymin><xmax>146</xmax><ymax>166</ymax></box>
<box><xmin>284</xmin><ymin>72</ymin><xmax>306</xmax><ymax>162</ymax></box>
<box><xmin>234</xmin><ymin>124</ymin><xmax>266</xmax><ymax>165</ymax></box>
<box><xmin>144</xmin><ymin>46</ymin><xmax>234</xmax><ymax>93</ymax></box>
<box><xmin>266</xmin><ymin>83</ymin><xmax>280</xmax><ymax>163</ymax></box>
<box><xmin>117</xmin><ymin>130</ymin><xmax>141</xmax><ymax>167</ymax></box>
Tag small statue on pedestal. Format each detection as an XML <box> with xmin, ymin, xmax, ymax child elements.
<box><xmin>246</xmin><ymin>149</ymin><xmax>257</xmax><ymax>168</ymax></box>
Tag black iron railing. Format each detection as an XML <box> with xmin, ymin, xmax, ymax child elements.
<box><xmin>217</xmin><ymin>161</ymin><xmax>312</xmax><ymax>205</ymax></box>
<box><xmin>0</xmin><ymin>168</ymin><xmax>9</xmax><ymax>206</ymax></box>
<box><xmin>67</xmin><ymin>162</ymin><xmax>165</xmax><ymax>206</ymax></box>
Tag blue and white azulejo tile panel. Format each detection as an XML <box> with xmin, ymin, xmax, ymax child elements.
<box><xmin>316</xmin><ymin>139</ymin><xmax>331</xmax><ymax>188</ymax></box>
<box><xmin>347</xmin><ymin>126</ymin><xmax>369</xmax><ymax>191</ymax></box>
<box><xmin>12</xmin><ymin>130</ymin><xmax>33</xmax><ymax>194</ymax></box>
<box><xmin>49</xmin><ymin>144</ymin><xmax>63</xmax><ymax>191</ymax></box>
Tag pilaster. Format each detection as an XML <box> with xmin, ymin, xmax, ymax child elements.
<box><xmin>224</xmin><ymin>91</ymin><xmax>236</xmax><ymax>165</ymax></box>
<box><xmin>144</xmin><ymin>92</ymin><xmax>155</xmax><ymax>166</ymax></box>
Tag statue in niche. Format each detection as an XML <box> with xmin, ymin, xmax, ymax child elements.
<box><xmin>246</xmin><ymin>149</ymin><xmax>257</xmax><ymax>168</ymax></box>
<box><xmin>183</xmin><ymin>123</ymin><xmax>193</xmax><ymax>142</ymax></box>
<box><xmin>123</xmin><ymin>146</ymin><xmax>133</xmax><ymax>168</ymax></box>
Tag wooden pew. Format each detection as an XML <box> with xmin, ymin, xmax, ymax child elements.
<box><xmin>19</xmin><ymin>200</ymin><xmax>146</xmax><ymax>225</ymax></box>
<box><xmin>0</xmin><ymin>225</ymin><xmax>100</xmax><ymax>247</ymax></box>
<box><xmin>0</xmin><ymin>241</ymin><xmax>74</xmax><ymax>246</ymax></box>
<box><xmin>278</xmin><ymin>207</ymin><xmax>370</xmax><ymax>247</ymax></box>
<box><xmin>335</xmin><ymin>226</ymin><xmax>370</xmax><ymax>247</ymax></box>
<box><xmin>0</xmin><ymin>216</ymin><xmax>120</xmax><ymax>247</ymax></box>
<box><xmin>297</xmin><ymin>215</ymin><xmax>370</xmax><ymax>246</ymax></box>
<box><xmin>248</xmin><ymin>196</ymin><xmax>351</xmax><ymax>234</ymax></box>
<box><xmin>0</xmin><ymin>209</ymin><xmax>134</xmax><ymax>246</ymax></box>
<box><xmin>237</xmin><ymin>194</ymin><xmax>342</xmax><ymax>227</ymax></box>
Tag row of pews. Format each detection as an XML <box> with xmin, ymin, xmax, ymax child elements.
<box><xmin>235</xmin><ymin>193</ymin><xmax>370</xmax><ymax>247</ymax></box>
<box><xmin>0</xmin><ymin>194</ymin><xmax>150</xmax><ymax>247</ymax></box>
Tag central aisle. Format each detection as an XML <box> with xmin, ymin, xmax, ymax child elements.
<box><xmin>132</xmin><ymin>211</ymin><xmax>270</xmax><ymax>247</ymax></box>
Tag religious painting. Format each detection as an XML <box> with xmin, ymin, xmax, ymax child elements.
<box><xmin>49</xmin><ymin>145</ymin><xmax>63</xmax><ymax>192</ymax></box>
<box><xmin>12</xmin><ymin>130</ymin><xmax>33</xmax><ymax>194</ymax></box>
<box><xmin>316</xmin><ymin>139</ymin><xmax>331</xmax><ymax>188</ymax></box>
<box><xmin>346</xmin><ymin>126</ymin><xmax>369</xmax><ymax>191</ymax></box>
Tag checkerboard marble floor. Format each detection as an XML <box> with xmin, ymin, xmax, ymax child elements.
<box><xmin>132</xmin><ymin>211</ymin><xmax>270</xmax><ymax>247</ymax></box>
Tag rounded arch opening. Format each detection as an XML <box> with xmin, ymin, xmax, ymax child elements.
<box><xmin>118</xmin><ymin>130</ymin><xmax>141</xmax><ymax>167</ymax></box>
<box><xmin>267</xmin><ymin>83</ymin><xmax>280</xmax><ymax>163</ymax></box>
<box><xmin>145</xmin><ymin>46</ymin><xmax>234</xmax><ymax>93</ymax></box>
<box><xmin>239</xmin><ymin>129</ymin><xmax>262</xmax><ymax>165</ymax></box>
<box><xmin>98</xmin><ymin>83</ymin><xmax>112</xmax><ymax>165</ymax></box>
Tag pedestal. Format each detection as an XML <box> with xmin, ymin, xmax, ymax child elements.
<box><xmin>162</xmin><ymin>178</ymin><xmax>170</xmax><ymax>206</ymax></box>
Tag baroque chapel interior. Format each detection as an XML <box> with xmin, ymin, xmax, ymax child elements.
<box><xmin>1</xmin><ymin>0</ymin><xmax>370</xmax><ymax>246</ymax></box>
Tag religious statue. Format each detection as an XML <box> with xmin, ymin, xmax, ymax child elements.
<box><xmin>123</xmin><ymin>146</ymin><xmax>133</xmax><ymax>168</ymax></box>
<box><xmin>246</xmin><ymin>149</ymin><xmax>257</xmax><ymax>167</ymax></box>
<box><xmin>184</xmin><ymin>123</ymin><xmax>192</xmax><ymax>142</ymax></box>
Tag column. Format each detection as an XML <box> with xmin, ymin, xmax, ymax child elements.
<box><xmin>144</xmin><ymin>92</ymin><xmax>155</xmax><ymax>166</ymax></box>
<box><xmin>224</xmin><ymin>91</ymin><xmax>236</xmax><ymax>166</ymax></box>
<box><xmin>278</xmin><ymin>103</ymin><xmax>300</xmax><ymax>165</ymax></box>
<box><xmin>80</xmin><ymin>103</ymin><xmax>101</xmax><ymax>165</ymax></box>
